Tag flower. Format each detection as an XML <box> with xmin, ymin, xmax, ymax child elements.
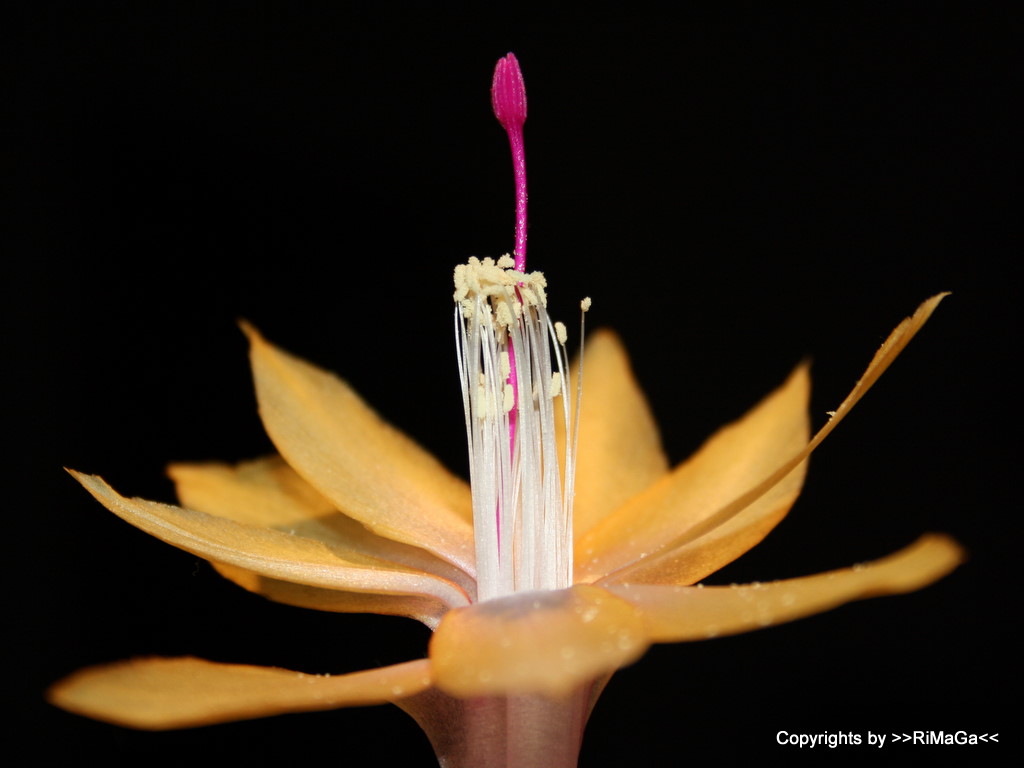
<box><xmin>50</xmin><ymin>289</ymin><xmax>960</xmax><ymax>760</ymax></box>
<box><xmin>49</xmin><ymin>53</ymin><xmax>962</xmax><ymax>767</ymax></box>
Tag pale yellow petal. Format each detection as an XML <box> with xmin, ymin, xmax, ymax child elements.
<box><xmin>168</xmin><ymin>455</ymin><xmax>337</xmax><ymax>527</ymax></box>
<box><xmin>430</xmin><ymin>585</ymin><xmax>648</xmax><ymax>698</ymax></box>
<box><xmin>169</xmin><ymin>457</ymin><xmax>475</xmax><ymax>597</ymax></box>
<box><xmin>596</xmin><ymin>472</ymin><xmax>803</xmax><ymax>587</ymax></box>
<box><xmin>245</xmin><ymin>325</ymin><xmax>475</xmax><ymax>573</ymax></box>
<box><xmin>566</xmin><ymin>330</ymin><xmax>669</xmax><ymax>537</ymax></box>
<box><xmin>576</xmin><ymin>363</ymin><xmax>810</xmax><ymax>581</ymax></box>
<box><xmin>586</xmin><ymin>294</ymin><xmax>947</xmax><ymax>585</ymax></box>
<box><xmin>49</xmin><ymin>656</ymin><xmax>432</xmax><ymax>730</ymax></box>
<box><xmin>70</xmin><ymin>471</ymin><xmax>471</xmax><ymax>609</ymax></box>
<box><xmin>212</xmin><ymin>562</ymin><xmax>449</xmax><ymax>629</ymax></box>
<box><xmin>608</xmin><ymin>534</ymin><xmax>963</xmax><ymax>642</ymax></box>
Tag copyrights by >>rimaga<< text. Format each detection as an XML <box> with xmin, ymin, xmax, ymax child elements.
<box><xmin>776</xmin><ymin>731</ymin><xmax>999</xmax><ymax>748</ymax></box>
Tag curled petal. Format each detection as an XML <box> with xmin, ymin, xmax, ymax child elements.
<box><xmin>212</xmin><ymin>562</ymin><xmax>449</xmax><ymax>629</ymax></box>
<box><xmin>577</xmin><ymin>363</ymin><xmax>810</xmax><ymax>581</ymax></box>
<box><xmin>563</xmin><ymin>330</ymin><xmax>669</xmax><ymax>537</ymax></box>
<box><xmin>430</xmin><ymin>585</ymin><xmax>648</xmax><ymax>698</ymax></box>
<box><xmin>609</xmin><ymin>534</ymin><xmax>963</xmax><ymax>642</ymax></box>
<box><xmin>169</xmin><ymin>457</ymin><xmax>475</xmax><ymax>597</ymax></box>
<box><xmin>593</xmin><ymin>294</ymin><xmax>948</xmax><ymax>585</ymax></box>
<box><xmin>70</xmin><ymin>471</ymin><xmax>471</xmax><ymax>609</ymax></box>
<box><xmin>244</xmin><ymin>325</ymin><xmax>475</xmax><ymax>574</ymax></box>
<box><xmin>49</xmin><ymin>657</ymin><xmax>432</xmax><ymax>730</ymax></box>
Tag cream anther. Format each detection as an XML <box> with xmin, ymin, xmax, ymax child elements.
<box><xmin>453</xmin><ymin>257</ymin><xmax>549</xmax><ymax>331</ymax></box>
<box><xmin>550</xmin><ymin>372</ymin><xmax>562</xmax><ymax>398</ymax></box>
<box><xmin>555</xmin><ymin>321</ymin><xmax>568</xmax><ymax>345</ymax></box>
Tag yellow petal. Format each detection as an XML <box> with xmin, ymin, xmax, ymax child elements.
<box><xmin>49</xmin><ymin>656</ymin><xmax>432</xmax><ymax>730</ymax></box>
<box><xmin>567</xmin><ymin>330</ymin><xmax>669</xmax><ymax>537</ymax></box>
<box><xmin>212</xmin><ymin>562</ymin><xmax>449</xmax><ymax>629</ymax></box>
<box><xmin>588</xmin><ymin>294</ymin><xmax>947</xmax><ymax>585</ymax></box>
<box><xmin>169</xmin><ymin>457</ymin><xmax>475</xmax><ymax>596</ymax></box>
<box><xmin>168</xmin><ymin>455</ymin><xmax>337</xmax><ymax>527</ymax></box>
<box><xmin>596</xmin><ymin>471</ymin><xmax>804</xmax><ymax>587</ymax></box>
<box><xmin>430</xmin><ymin>585</ymin><xmax>648</xmax><ymax>698</ymax></box>
<box><xmin>245</xmin><ymin>325</ymin><xmax>476</xmax><ymax>573</ymax></box>
<box><xmin>609</xmin><ymin>534</ymin><xmax>963</xmax><ymax>642</ymax></box>
<box><xmin>801</xmin><ymin>294</ymin><xmax>948</xmax><ymax>454</ymax></box>
<box><xmin>576</xmin><ymin>363</ymin><xmax>810</xmax><ymax>581</ymax></box>
<box><xmin>70</xmin><ymin>471</ymin><xmax>471</xmax><ymax>609</ymax></box>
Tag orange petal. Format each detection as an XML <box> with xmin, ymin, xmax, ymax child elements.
<box><xmin>567</xmin><ymin>330</ymin><xmax>669</xmax><ymax>537</ymax></box>
<box><xmin>212</xmin><ymin>562</ymin><xmax>449</xmax><ymax>629</ymax></box>
<box><xmin>595</xmin><ymin>472</ymin><xmax>804</xmax><ymax>587</ymax></box>
<box><xmin>70</xmin><ymin>471</ymin><xmax>471</xmax><ymax>609</ymax></box>
<box><xmin>576</xmin><ymin>363</ymin><xmax>810</xmax><ymax>581</ymax></box>
<box><xmin>49</xmin><ymin>656</ymin><xmax>432</xmax><ymax>730</ymax></box>
<box><xmin>169</xmin><ymin>457</ymin><xmax>475</xmax><ymax>596</ymax></box>
<box><xmin>608</xmin><ymin>534</ymin><xmax>963</xmax><ymax>642</ymax></box>
<box><xmin>430</xmin><ymin>585</ymin><xmax>648</xmax><ymax>698</ymax></box>
<box><xmin>590</xmin><ymin>294</ymin><xmax>947</xmax><ymax>585</ymax></box>
<box><xmin>245</xmin><ymin>325</ymin><xmax>475</xmax><ymax>573</ymax></box>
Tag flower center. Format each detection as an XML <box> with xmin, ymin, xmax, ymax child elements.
<box><xmin>454</xmin><ymin>257</ymin><xmax>585</xmax><ymax>602</ymax></box>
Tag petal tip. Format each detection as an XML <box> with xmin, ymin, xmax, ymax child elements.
<box><xmin>916</xmin><ymin>292</ymin><xmax>950</xmax><ymax>321</ymax></box>
<box><xmin>66</xmin><ymin>468</ymin><xmax>106</xmax><ymax>495</ymax></box>
<box><xmin>910</xmin><ymin>532</ymin><xmax>967</xmax><ymax>578</ymax></box>
<box><xmin>238</xmin><ymin>319</ymin><xmax>263</xmax><ymax>347</ymax></box>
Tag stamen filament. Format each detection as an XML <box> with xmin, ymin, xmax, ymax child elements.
<box><xmin>453</xmin><ymin>259</ymin><xmax>580</xmax><ymax>601</ymax></box>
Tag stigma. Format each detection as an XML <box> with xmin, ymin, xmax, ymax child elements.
<box><xmin>454</xmin><ymin>256</ymin><xmax>587</xmax><ymax>602</ymax></box>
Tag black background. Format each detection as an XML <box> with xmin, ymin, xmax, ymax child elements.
<box><xmin>12</xmin><ymin>4</ymin><xmax>1014</xmax><ymax>765</ymax></box>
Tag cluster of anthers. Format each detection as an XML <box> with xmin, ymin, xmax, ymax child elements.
<box><xmin>454</xmin><ymin>254</ymin><xmax>590</xmax><ymax>603</ymax></box>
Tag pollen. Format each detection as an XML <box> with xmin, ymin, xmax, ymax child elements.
<box><xmin>453</xmin><ymin>255</ymin><xmax>550</xmax><ymax>332</ymax></box>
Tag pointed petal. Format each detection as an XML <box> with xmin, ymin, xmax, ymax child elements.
<box><xmin>70</xmin><ymin>471</ymin><xmax>470</xmax><ymax>609</ymax></box>
<box><xmin>211</xmin><ymin>562</ymin><xmax>449</xmax><ymax>629</ymax></box>
<box><xmin>800</xmin><ymin>294</ymin><xmax>948</xmax><ymax>453</ymax></box>
<box><xmin>595</xmin><ymin>468</ymin><xmax>804</xmax><ymax>587</ymax></box>
<box><xmin>609</xmin><ymin>534</ymin><xmax>963</xmax><ymax>642</ymax></box>
<box><xmin>169</xmin><ymin>457</ymin><xmax>475</xmax><ymax>596</ymax></box>
<box><xmin>589</xmin><ymin>294</ymin><xmax>947</xmax><ymax>585</ymax></box>
<box><xmin>567</xmin><ymin>330</ymin><xmax>669</xmax><ymax>536</ymax></box>
<box><xmin>49</xmin><ymin>657</ymin><xmax>432</xmax><ymax>730</ymax></box>
<box><xmin>577</xmin><ymin>363</ymin><xmax>810</xmax><ymax>581</ymax></box>
<box><xmin>244</xmin><ymin>325</ymin><xmax>475</xmax><ymax>573</ymax></box>
<box><xmin>430</xmin><ymin>585</ymin><xmax>648</xmax><ymax>698</ymax></box>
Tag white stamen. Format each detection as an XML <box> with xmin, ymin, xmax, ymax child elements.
<box><xmin>454</xmin><ymin>258</ymin><xmax>582</xmax><ymax>601</ymax></box>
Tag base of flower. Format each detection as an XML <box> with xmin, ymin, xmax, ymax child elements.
<box><xmin>398</xmin><ymin>678</ymin><xmax>608</xmax><ymax>768</ymax></box>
